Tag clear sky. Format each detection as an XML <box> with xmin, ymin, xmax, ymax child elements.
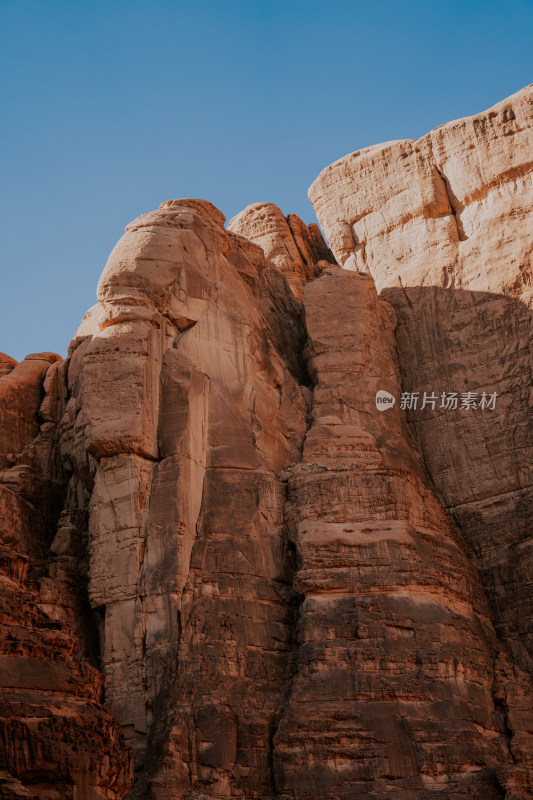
<box><xmin>1</xmin><ymin>0</ymin><xmax>532</xmax><ymax>361</ymax></box>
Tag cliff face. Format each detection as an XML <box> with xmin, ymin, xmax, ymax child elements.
<box><xmin>1</xmin><ymin>84</ymin><xmax>533</xmax><ymax>799</ymax></box>
<box><xmin>65</xmin><ymin>199</ymin><xmax>311</xmax><ymax>798</ymax></box>
<box><xmin>309</xmin><ymin>82</ymin><xmax>533</xmax><ymax>677</ymax></box>
<box><xmin>0</xmin><ymin>353</ymin><xmax>133</xmax><ymax>799</ymax></box>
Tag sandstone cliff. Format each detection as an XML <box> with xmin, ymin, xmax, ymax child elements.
<box><xmin>309</xmin><ymin>82</ymin><xmax>533</xmax><ymax>678</ymax></box>
<box><xmin>228</xmin><ymin>202</ymin><xmax>332</xmax><ymax>298</ymax></box>
<box><xmin>0</xmin><ymin>353</ymin><xmax>132</xmax><ymax>799</ymax></box>
<box><xmin>1</xmin><ymin>84</ymin><xmax>533</xmax><ymax>799</ymax></box>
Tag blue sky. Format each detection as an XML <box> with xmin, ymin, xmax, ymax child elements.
<box><xmin>1</xmin><ymin>0</ymin><xmax>532</xmax><ymax>360</ymax></box>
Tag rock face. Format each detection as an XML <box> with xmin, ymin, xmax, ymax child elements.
<box><xmin>228</xmin><ymin>202</ymin><xmax>332</xmax><ymax>298</ymax></box>
<box><xmin>0</xmin><ymin>354</ymin><xmax>133</xmax><ymax>799</ymax></box>
<box><xmin>63</xmin><ymin>198</ymin><xmax>310</xmax><ymax>799</ymax></box>
<box><xmin>275</xmin><ymin>269</ymin><xmax>533</xmax><ymax>797</ymax></box>
<box><xmin>1</xmin><ymin>84</ymin><xmax>533</xmax><ymax>799</ymax></box>
<box><xmin>309</xmin><ymin>82</ymin><xmax>533</xmax><ymax>679</ymax></box>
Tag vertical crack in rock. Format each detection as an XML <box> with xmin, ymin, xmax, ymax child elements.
<box><xmin>0</xmin><ymin>352</ymin><xmax>134</xmax><ymax>798</ymax></box>
<box><xmin>266</xmin><ymin>531</ymin><xmax>305</xmax><ymax>799</ymax></box>
<box><xmin>433</xmin><ymin>163</ymin><xmax>468</xmax><ymax>242</ymax></box>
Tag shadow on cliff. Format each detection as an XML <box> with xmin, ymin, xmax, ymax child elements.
<box><xmin>380</xmin><ymin>282</ymin><xmax>533</xmax><ymax>674</ymax></box>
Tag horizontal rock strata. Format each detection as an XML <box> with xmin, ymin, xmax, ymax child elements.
<box><xmin>275</xmin><ymin>268</ymin><xmax>533</xmax><ymax>798</ymax></box>
<box><xmin>309</xmin><ymin>83</ymin><xmax>533</xmax><ymax>682</ymax></box>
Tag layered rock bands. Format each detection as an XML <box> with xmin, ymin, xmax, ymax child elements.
<box><xmin>1</xmin><ymin>84</ymin><xmax>532</xmax><ymax>799</ymax></box>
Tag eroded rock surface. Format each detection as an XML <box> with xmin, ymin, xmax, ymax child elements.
<box><xmin>2</xmin><ymin>84</ymin><xmax>533</xmax><ymax>799</ymax></box>
<box><xmin>275</xmin><ymin>269</ymin><xmax>533</xmax><ymax>798</ymax></box>
<box><xmin>309</xmin><ymin>82</ymin><xmax>533</xmax><ymax>680</ymax></box>
<box><xmin>55</xmin><ymin>199</ymin><xmax>310</xmax><ymax>797</ymax></box>
<box><xmin>0</xmin><ymin>354</ymin><xmax>133</xmax><ymax>799</ymax></box>
<box><xmin>228</xmin><ymin>202</ymin><xmax>332</xmax><ymax>298</ymax></box>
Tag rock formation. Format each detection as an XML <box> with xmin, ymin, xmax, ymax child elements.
<box><xmin>1</xmin><ymin>84</ymin><xmax>533</xmax><ymax>798</ymax></box>
<box><xmin>228</xmin><ymin>202</ymin><xmax>332</xmax><ymax>298</ymax></box>
<box><xmin>0</xmin><ymin>353</ymin><xmax>133</xmax><ymax>799</ymax></box>
<box><xmin>309</xmin><ymin>82</ymin><xmax>533</xmax><ymax>677</ymax></box>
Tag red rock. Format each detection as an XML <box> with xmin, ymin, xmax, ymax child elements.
<box><xmin>274</xmin><ymin>269</ymin><xmax>533</xmax><ymax>797</ymax></box>
<box><xmin>0</xmin><ymin>351</ymin><xmax>133</xmax><ymax>798</ymax></box>
<box><xmin>0</xmin><ymin>354</ymin><xmax>17</xmax><ymax>380</ymax></box>
<box><xmin>55</xmin><ymin>199</ymin><xmax>308</xmax><ymax>800</ymax></box>
<box><xmin>2</xmin><ymin>85</ymin><xmax>533</xmax><ymax>799</ymax></box>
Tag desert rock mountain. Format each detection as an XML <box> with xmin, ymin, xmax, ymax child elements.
<box><xmin>0</xmin><ymin>84</ymin><xmax>532</xmax><ymax>799</ymax></box>
<box><xmin>228</xmin><ymin>202</ymin><xmax>332</xmax><ymax>298</ymax></box>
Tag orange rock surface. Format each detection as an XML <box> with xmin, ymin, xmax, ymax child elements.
<box><xmin>228</xmin><ymin>202</ymin><xmax>331</xmax><ymax>298</ymax></box>
<box><xmin>1</xmin><ymin>85</ymin><xmax>533</xmax><ymax>799</ymax></box>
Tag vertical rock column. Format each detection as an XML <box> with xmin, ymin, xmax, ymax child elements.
<box><xmin>0</xmin><ymin>353</ymin><xmax>133</xmax><ymax>799</ymax></box>
<box><xmin>60</xmin><ymin>199</ymin><xmax>310</xmax><ymax>797</ymax></box>
<box><xmin>273</xmin><ymin>267</ymin><xmax>533</xmax><ymax>798</ymax></box>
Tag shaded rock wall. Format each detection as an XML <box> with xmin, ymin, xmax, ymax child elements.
<box><xmin>0</xmin><ymin>354</ymin><xmax>133</xmax><ymax>799</ymax></box>
<box><xmin>61</xmin><ymin>199</ymin><xmax>310</xmax><ymax>798</ymax></box>
<box><xmin>275</xmin><ymin>269</ymin><xmax>533</xmax><ymax>798</ymax></box>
